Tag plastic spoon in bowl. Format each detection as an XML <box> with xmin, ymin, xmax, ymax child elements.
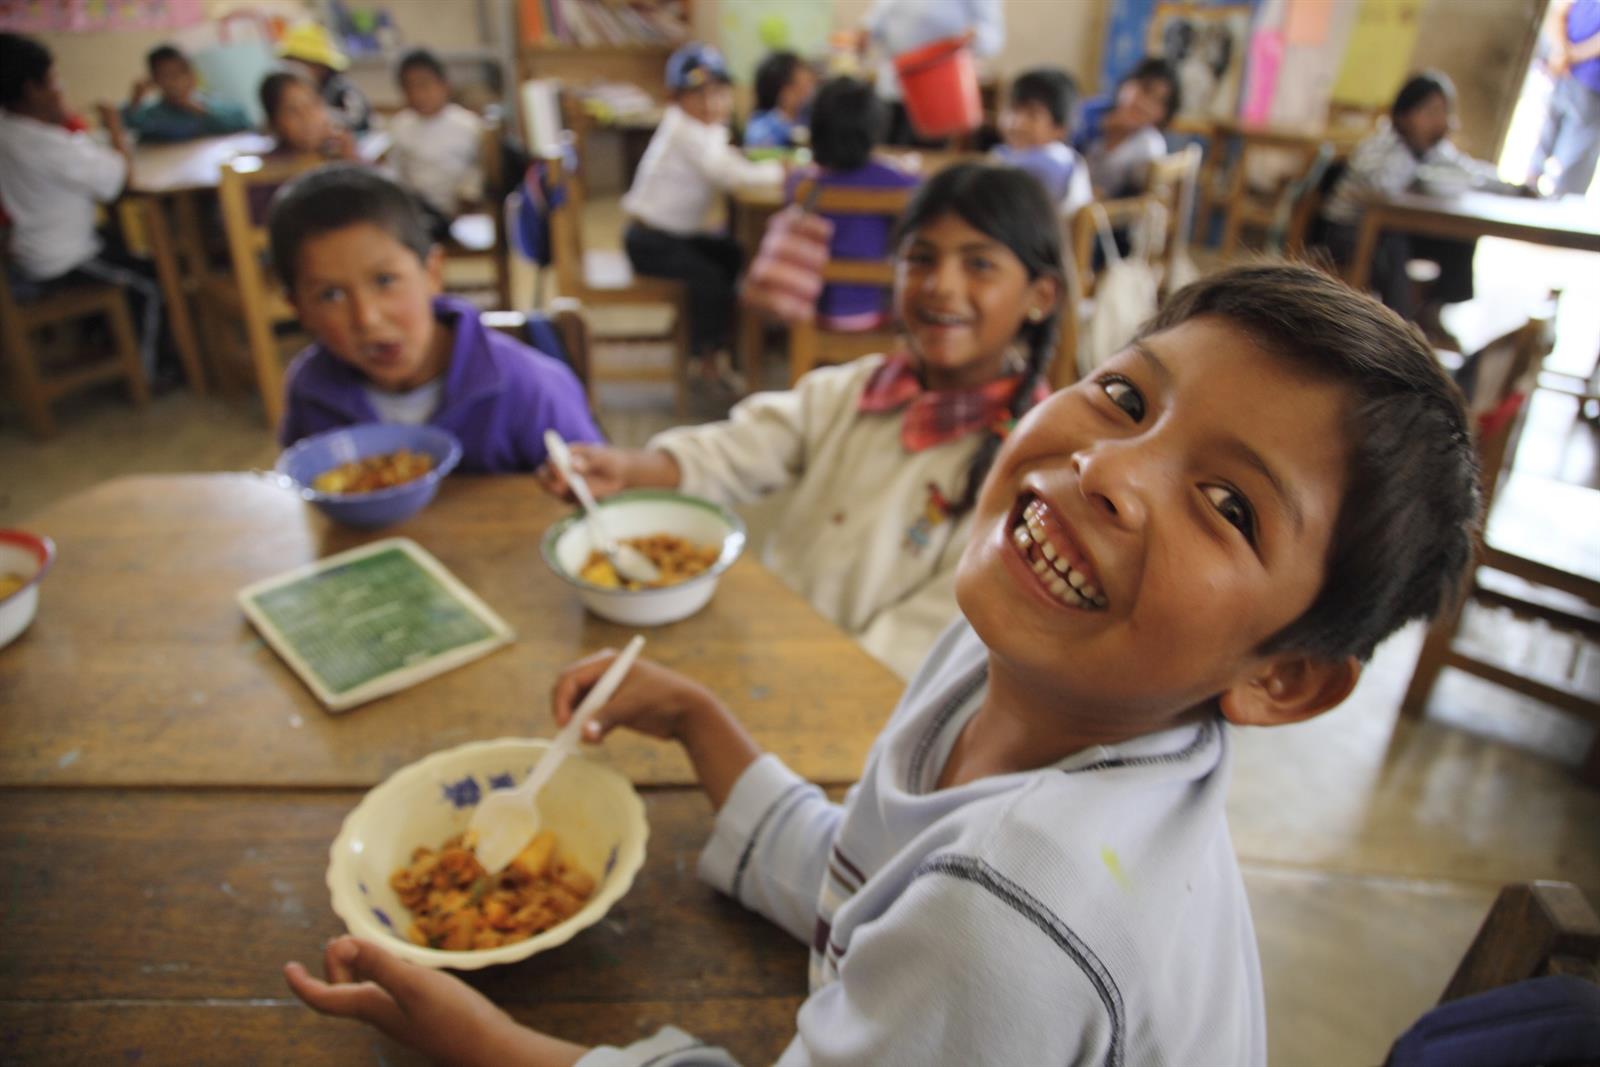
<box><xmin>543</xmin><ymin>429</ymin><xmax>661</xmax><ymax>585</ymax></box>
<box><xmin>469</xmin><ymin>634</ymin><xmax>646</xmax><ymax>875</ymax></box>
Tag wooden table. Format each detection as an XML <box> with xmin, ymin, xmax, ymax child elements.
<box><xmin>0</xmin><ymin>474</ymin><xmax>903</xmax><ymax>1061</ymax></box>
<box><xmin>1346</xmin><ymin>190</ymin><xmax>1600</xmax><ymax>290</ymax></box>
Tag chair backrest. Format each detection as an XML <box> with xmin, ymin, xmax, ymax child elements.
<box><xmin>790</xmin><ymin>179</ymin><xmax>915</xmax><ymax>290</ymax></box>
<box><xmin>1145</xmin><ymin>144</ymin><xmax>1201</xmax><ymax>265</ymax></box>
<box><xmin>542</xmin><ymin>152</ymin><xmax>587</xmax><ymax>298</ymax></box>
<box><xmin>1067</xmin><ymin>194</ymin><xmax>1165</xmax><ymax>300</ymax></box>
<box><xmin>1441</xmin><ymin>881</ymin><xmax>1599</xmax><ymax>1003</ymax></box>
<box><xmin>1460</xmin><ymin>310</ymin><xmax>1554</xmax><ymax>505</ymax></box>
<box><xmin>217</xmin><ymin>153</ymin><xmax>319</xmax><ymax>318</ymax></box>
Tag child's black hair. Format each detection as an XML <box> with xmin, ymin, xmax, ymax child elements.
<box><xmin>1391</xmin><ymin>70</ymin><xmax>1455</xmax><ymax>123</ymax></box>
<box><xmin>754</xmin><ymin>51</ymin><xmax>802</xmax><ymax>113</ymax></box>
<box><xmin>892</xmin><ymin>162</ymin><xmax>1064</xmax><ymax>518</ymax></box>
<box><xmin>1121</xmin><ymin>57</ymin><xmax>1181</xmax><ymax>127</ymax></box>
<box><xmin>1138</xmin><ymin>263</ymin><xmax>1481</xmax><ymax>662</ymax></box>
<box><xmin>809</xmin><ymin>76</ymin><xmax>885</xmax><ymax>172</ymax></box>
<box><xmin>397</xmin><ymin>48</ymin><xmax>447</xmax><ymax>85</ymax></box>
<box><xmin>146</xmin><ymin>44</ymin><xmax>188</xmax><ymax>75</ymax></box>
<box><xmin>0</xmin><ymin>33</ymin><xmax>52</xmax><ymax>109</ymax></box>
<box><xmin>259</xmin><ymin>69</ymin><xmax>313</xmax><ymax>125</ymax></box>
<box><xmin>1008</xmin><ymin>67</ymin><xmax>1077</xmax><ymax>134</ymax></box>
<box><xmin>267</xmin><ymin>164</ymin><xmax>435</xmax><ymax>291</ymax></box>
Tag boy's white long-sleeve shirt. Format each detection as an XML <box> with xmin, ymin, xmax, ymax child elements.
<box><xmin>0</xmin><ymin>109</ymin><xmax>126</xmax><ymax>280</ymax></box>
<box><xmin>649</xmin><ymin>356</ymin><xmax>979</xmax><ymax>679</ymax></box>
<box><xmin>386</xmin><ymin>103</ymin><xmax>485</xmax><ymax>216</ymax></box>
<box><xmin>579</xmin><ymin>621</ymin><xmax>1268</xmax><ymax>1067</ymax></box>
<box><xmin>621</xmin><ymin>104</ymin><xmax>782</xmax><ymax>235</ymax></box>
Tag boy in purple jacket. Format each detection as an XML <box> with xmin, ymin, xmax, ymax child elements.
<box><xmin>271</xmin><ymin>165</ymin><xmax>602</xmax><ymax>470</ymax></box>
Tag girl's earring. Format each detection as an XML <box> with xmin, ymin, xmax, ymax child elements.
<box><xmin>1027</xmin><ymin>307</ymin><xmax>1044</xmax><ymax>323</ymax></box>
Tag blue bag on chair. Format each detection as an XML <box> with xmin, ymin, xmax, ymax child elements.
<box><xmin>1385</xmin><ymin>975</ymin><xmax>1600</xmax><ymax>1067</ymax></box>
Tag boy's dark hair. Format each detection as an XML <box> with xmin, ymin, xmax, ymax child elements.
<box><xmin>397</xmin><ymin>48</ymin><xmax>447</xmax><ymax>84</ymax></box>
<box><xmin>893</xmin><ymin>162</ymin><xmax>1064</xmax><ymax>518</ymax></box>
<box><xmin>1391</xmin><ymin>70</ymin><xmax>1455</xmax><ymax>122</ymax></box>
<box><xmin>754</xmin><ymin>51</ymin><xmax>802</xmax><ymax>112</ymax></box>
<box><xmin>0</xmin><ymin>33</ymin><xmax>52</xmax><ymax>109</ymax></box>
<box><xmin>268</xmin><ymin>164</ymin><xmax>435</xmax><ymax>290</ymax></box>
<box><xmin>1138</xmin><ymin>263</ymin><xmax>1481</xmax><ymax>663</ymax></box>
<box><xmin>146</xmin><ymin>44</ymin><xmax>188</xmax><ymax>75</ymax></box>
<box><xmin>259</xmin><ymin>69</ymin><xmax>313</xmax><ymax>124</ymax></box>
<box><xmin>1008</xmin><ymin>68</ymin><xmax>1077</xmax><ymax>134</ymax></box>
<box><xmin>1122</xmin><ymin>57</ymin><xmax>1181</xmax><ymax>127</ymax></box>
<box><xmin>809</xmin><ymin>76</ymin><xmax>885</xmax><ymax>172</ymax></box>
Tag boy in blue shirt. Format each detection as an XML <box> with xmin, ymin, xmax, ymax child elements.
<box><xmin>991</xmin><ymin>67</ymin><xmax>1092</xmax><ymax>216</ymax></box>
<box><xmin>122</xmin><ymin>44</ymin><xmax>250</xmax><ymax>144</ymax></box>
<box><xmin>285</xmin><ymin>264</ymin><xmax>1481</xmax><ymax>1065</ymax></box>
<box><xmin>744</xmin><ymin>51</ymin><xmax>815</xmax><ymax>151</ymax></box>
<box><xmin>271</xmin><ymin>165</ymin><xmax>602</xmax><ymax>472</ymax></box>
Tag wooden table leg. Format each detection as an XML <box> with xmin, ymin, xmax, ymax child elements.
<box><xmin>138</xmin><ymin>195</ymin><xmax>207</xmax><ymax>394</ymax></box>
<box><xmin>1346</xmin><ymin>207</ymin><xmax>1384</xmax><ymax>290</ymax></box>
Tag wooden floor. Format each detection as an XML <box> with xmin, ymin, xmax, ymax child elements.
<box><xmin>1</xmin><ymin>224</ymin><xmax>1597</xmax><ymax>1065</ymax></box>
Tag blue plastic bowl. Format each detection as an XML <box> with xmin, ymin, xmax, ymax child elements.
<box><xmin>275</xmin><ymin>424</ymin><xmax>462</xmax><ymax>528</ymax></box>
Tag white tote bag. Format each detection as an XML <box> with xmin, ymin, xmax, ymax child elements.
<box><xmin>1080</xmin><ymin>201</ymin><xmax>1166</xmax><ymax>378</ymax></box>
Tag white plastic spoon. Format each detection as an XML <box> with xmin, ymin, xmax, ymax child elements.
<box><xmin>543</xmin><ymin>429</ymin><xmax>661</xmax><ymax>585</ymax></box>
<box><xmin>469</xmin><ymin>634</ymin><xmax>646</xmax><ymax>875</ymax></box>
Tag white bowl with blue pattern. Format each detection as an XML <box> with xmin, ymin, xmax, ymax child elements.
<box><xmin>326</xmin><ymin>736</ymin><xmax>647</xmax><ymax>969</ymax></box>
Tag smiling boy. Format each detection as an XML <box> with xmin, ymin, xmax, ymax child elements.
<box><xmin>287</xmin><ymin>263</ymin><xmax>1480</xmax><ymax>1066</ymax></box>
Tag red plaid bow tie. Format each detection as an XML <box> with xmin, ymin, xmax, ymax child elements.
<box><xmin>857</xmin><ymin>354</ymin><xmax>1051</xmax><ymax>452</ymax></box>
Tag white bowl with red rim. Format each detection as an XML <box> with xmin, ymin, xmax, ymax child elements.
<box><xmin>0</xmin><ymin>530</ymin><xmax>55</xmax><ymax>651</ymax></box>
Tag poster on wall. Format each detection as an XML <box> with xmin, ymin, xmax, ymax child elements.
<box><xmin>0</xmin><ymin>0</ymin><xmax>204</xmax><ymax>33</ymax></box>
<box><xmin>1148</xmin><ymin>3</ymin><xmax>1254</xmax><ymax>123</ymax></box>
<box><xmin>1330</xmin><ymin>0</ymin><xmax>1425</xmax><ymax>109</ymax></box>
<box><xmin>1099</xmin><ymin>0</ymin><xmax>1262</xmax><ymax>103</ymax></box>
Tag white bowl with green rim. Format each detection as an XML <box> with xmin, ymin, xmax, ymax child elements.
<box><xmin>540</xmin><ymin>489</ymin><xmax>746</xmax><ymax>626</ymax></box>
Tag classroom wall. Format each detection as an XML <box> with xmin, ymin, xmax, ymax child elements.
<box><xmin>1409</xmin><ymin>0</ymin><xmax>1542</xmax><ymax>161</ymax></box>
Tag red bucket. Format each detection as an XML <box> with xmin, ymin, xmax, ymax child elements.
<box><xmin>892</xmin><ymin>36</ymin><xmax>982</xmax><ymax>139</ymax></box>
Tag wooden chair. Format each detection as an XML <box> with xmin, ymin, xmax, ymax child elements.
<box><xmin>0</xmin><ymin>228</ymin><xmax>149</xmax><ymax>438</ymax></box>
<box><xmin>1055</xmin><ymin>195</ymin><xmax>1167</xmax><ymax>388</ymax></box>
<box><xmin>785</xmin><ymin>181</ymin><xmax>915</xmax><ymax>386</ymax></box>
<box><xmin>1215</xmin><ymin>129</ymin><xmax>1330</xmax><ymax>257</ymax></box>
<box><xmin>1439</xmin><ymin>881</ymin><xmax>1599</xmax><ymax>1003</ymax></box>
<box><xmin>1144</xmin><ymin>145</ymin><xmax>1202</xmax><ymax>292</ymax></box>
<box><xmin>1399</xmin><ymin>311</ymin><xmax>1600</xmax><ymax>784</ymax></box>
<box><xmin>482</xmin><ymin>295</ymin><xmax>591</xmax><ymax>391</ymax></box>
<box><xmin>201</xmin><ymin>154</ymin><xmax>319</xmax><ymax>429</ymax></box>
<box><xmin>440</xmin><ymin>117</ymin><xmax>512</xmax><ymax>310</ymax></box>
<box><xmin>544</xmin><ymin>153</ymin><xmax>690</xmax><ymax>413</ymax></box>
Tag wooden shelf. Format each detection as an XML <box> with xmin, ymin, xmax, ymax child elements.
<box><xmin>521</xmin><ymin>43</ymin><xmax>674</xmax><ymax>54</ymax></box>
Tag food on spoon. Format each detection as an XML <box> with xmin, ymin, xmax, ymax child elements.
<box><xmin>578</xmin><ymin>533</ymin><xmax>720</xmax><ymax>590</ymax></box>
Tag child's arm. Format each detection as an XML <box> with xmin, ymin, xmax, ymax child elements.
<box><xmin>694</xmin><ymin>135</ymin><xmax>784</xmax><ymax>192</ymax></box>
<box><xmin>534</xmin><ymin>443</ymin><xmax>680</xmax><ymax>501</ymax></box>
<box><xmin>553</xmin><ymin>651</ymin><xmax>843</xmax><ymax>943</ymax></box>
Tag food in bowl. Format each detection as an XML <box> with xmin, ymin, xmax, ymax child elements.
<box><xmin>392</xmin><ymin>829</ymin><xmax>594</xmax><ymax>951</ymax></box>
<box><xmin>578</xmin><ymin>533</ymin><xmax>721</xmax><ymax>590</ymax></box>
<box><xmin>312</xmin><ymin>449</ymin><xmax>435</xmax><ymax>495</ymax></box>
<box><xmin>0</xmin><ymin>572</ymin><xmax>26</xmax><ymax>600</ymax></box>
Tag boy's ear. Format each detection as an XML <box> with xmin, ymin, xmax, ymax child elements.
<box><xmin>1217</xmin><ymin>653</ymin><xmax>1360</xmax><ymax>728</ymax></box>
<box><xmin>424</xmin><ymin>244</ymin><xmax>445</xmax><ymax>295</ymax></box>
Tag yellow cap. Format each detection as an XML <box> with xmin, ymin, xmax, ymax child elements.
<box><xmin>278</xmin><ymin>22</ymin><xmax>349</xmax><ymax>72</ymax></box>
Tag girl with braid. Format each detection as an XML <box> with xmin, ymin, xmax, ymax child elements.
<box><xmin>538</xmin><ymin>163</ymin><xmax>1063</xmax><ymax>678</ymax></box>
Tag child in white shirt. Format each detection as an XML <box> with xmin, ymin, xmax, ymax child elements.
<box><xmin>386</xmin><ymin>48</ymin><xmax>485</xmax><ymax>242</ymax></box>
<box><xmin>552</xmin><ymin>162</ymin><xmax>1067</xmax><ymax>679</ymax></box>
<box><xmin>284</xmin><ymin>261</ymin><xmax>1483</xmax><ymax>1067</ymax></box>
<box><xmin>621</xmin><ymin>43</ymin><xmax>784</xmax><ymax>362</ymax></box>
<box><xmin>990</xmin><ymin>67</ymin><xmax>1093</xmax><ymax>220</ymax></box>
<box><xmin>1085</xmin><ymin>57</ymin><xmax>1178</xmax><ymax>197</ymax></box>
<box><xmin>0</xmin><ymin>32</ymin><xmax>165</xmax><ymax>381</ymax></box>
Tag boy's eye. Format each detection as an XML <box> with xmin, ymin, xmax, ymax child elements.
<box><xmin>966</xmin><ymin>255</ymin><xmax>995</xmax><ymax>273</ymax></box>
<box><xmin>904</xmin><ymin>250</ymin><xmax>934</xmax><ymax>268</ymax></box>
<box><xmin>1098</xmin><ymin>375</ymin><xmax>1145</xmax><ymax>420</ymax></box>
<box><xmin>1203</xmin><ymin>485</ymin><xmax>1257</xmax><ymax>544</ymax></box>
<box><xmin>375</xmin><ymin>272</ymin><xmax>399</xmax><ymax>288</ymax></box>
<box><xmin>315</xmin><ymin>287</ymin><xmax>345</xmax><ymax>305</ymax></box>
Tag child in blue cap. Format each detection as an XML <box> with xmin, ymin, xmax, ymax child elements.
<box><xmin>622</xmin><ymin>43</ymin><xmax>785</xmax><ymax>373</ymax></box>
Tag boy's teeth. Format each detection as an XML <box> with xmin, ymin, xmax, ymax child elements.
<box><xmin>1010</xmin><ymin>518</ymin><xmax>1104</xmax><ymax>611</ymax></box>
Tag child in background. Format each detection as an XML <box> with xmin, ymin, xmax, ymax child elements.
<box><xmin>787</xmin><ymin>76</ymin><xmax>917</xmax><ymax>331</ymax></box>
<box><xmin>286</xmin><ymin>262</ymin><xmax>1482</xmax><ymax>1066</ymax></box>
<box><xmin>122</xmin><ymin>44</ymin><xmax>251</xmax><ymax>144</ymax></box>
<box><xmin>1322</xmin><ymin>71</ymin><xmax>1503</xmax><ymax>338</ymax></box>
<box><xmin>744</xmin><ymin>50</ymin><xmax>816</xmax><ymax>150</ymax></box>
<box><xmin>553</xmin><ymin>163</ymin><xmax>1064</xmax><ymax>679</ymax></box>
<box><xmin>260</xmin><ymin>70</ymin><xmax>357</xmax><ymax>162</ymax></box>
<box><xmin>278</xmin><ymin>21</ymin><xmax>371</xmax><ymax>134</ymax></box>
<box><xmin>1085</xmin><ymin>57</ymin><xmax>1178</xmax><ymax>197</ymax></box>
<box><xmin>387</xmin><ymin>48</ymin><xmax>486</xmax><ymax>242</ymax></box>
<box><xmin>0</xmin><ymin>33</ymin><xmax>166</xmax><ymax>382</ymax></box>
<box><xmin>622</xmin><ymin>43</ymin><xmax>784</xmax><ymax>369</ymax></box>
<box><xmin>991</xmin><ymin>67</ymin><xmax>1092</xmax><ymax>218</ymax></box>
<box><xmin>271</xmin><ymin>165</ymin><xmax>602</xmax><ymax>471</ymax></box>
